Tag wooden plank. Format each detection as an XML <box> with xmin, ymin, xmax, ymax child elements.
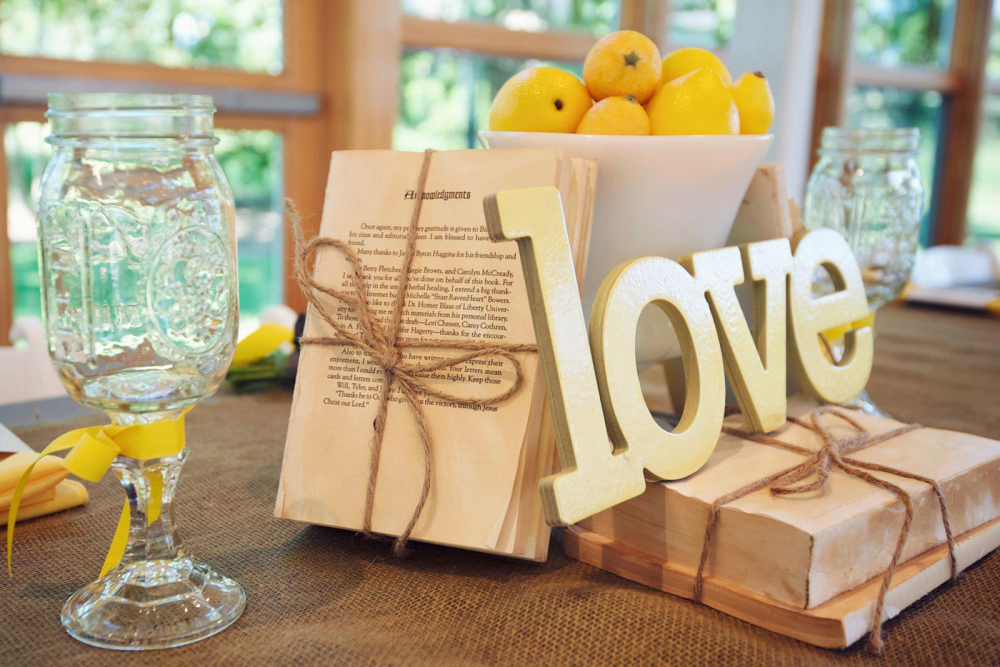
<box><xmin>270</xmin><ymin>0</ymin><xmax>403</xmax><ymax>313</ymax></box>
<box><xmin>0</xmin><ymin>119</ymin><xmax>11</xmax><ymax>346</ymax></box>
<box><xmin>402</xmin><ymin>16</ymin><xmax>595</xmax><ymax>62</ymax></box>
<box><xmin>281</xmin><ymin>0</ymin><xmax>326</xmax><ymax>93</ymax></box>
<box><xmin>215</xmin><ymin>113</ymin><xmax>292</xmax><ymax>133</ymax></box>
<box><xmin>852</xmin><ymin>64</ymin><xmax>960</xmax><ymax>93</ymax></box>
<box><xmin>564</xmin><ymin>512</ymin><xmax>1000</xmax><ymax>649</ymax></box>
<box><xmin>807</xmin><ymin>0</ymin><xmax>855</xmax><ymax>174</ymax></box>
<box><xmin>0</xmin><ymin>105</ymin><xmax>46</xmax><ymax>125</ymax></box>
<box><xmin>0</xmin><ymin>55</ymin><xmax>312</xmax><ymax>93</ymax></box>
<box><xmin>932</xmin><ymin>0</ymin><xmax>993</xmax><ymax>245</ymax></box>
<box><xmin>282</xmin><ymin>116</ymin><xmax>328</xmax><ymax>313</ymax></box>
<box><xmin>618</xmin><ymin>0</ymin><xmax>647</xmax><ymax>32</ymax></box>
<box><xmin>619</xmin><ymin>0</ymin><xmax>668</xmax><ymax>50</ymax></box>
<box><xmin>327</xmin><ymin>2</ymin><xmax>401</xmax><ymax>153</ymax></box>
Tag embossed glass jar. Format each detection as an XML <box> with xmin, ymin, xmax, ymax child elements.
<box><xmin>804</xmin><ymin>127</ymin><xmax>924</xmax><ymax>309</ymax></box>
<box><xmin>36</xmin><ymin>94</ymin><xmax>244</xmax><ymax>650</ymax></box>
<box><xmin>38</xmin><ymin>93</ymin><xmax>238</xmax><ymax>414</ymax></box>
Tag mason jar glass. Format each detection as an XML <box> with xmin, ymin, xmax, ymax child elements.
<box><xmin>804</xmin><ymin>127</ymin><xmax>924</xmax><ymax>309</ymax></box>
<box><xmin>36</xmin><ymin>93</ymin><xmax>244</xmax><ymax>650</ymax></box>
<box><xmin>38</xmin><ymin>92</ymin><xmax>239</xmax><ymax>414</ymax></box>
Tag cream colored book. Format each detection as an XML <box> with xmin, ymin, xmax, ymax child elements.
<box><xmin>276</xmin><ymin>149</ymin><xmax>595</xmax><ymax>561</ymax></box>
<box><xmin>578</xmin><ymin>395</ymin><xmax>1000</xmax><ymax>609</ymax></box>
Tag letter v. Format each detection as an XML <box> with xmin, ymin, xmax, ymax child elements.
<box><xmin>682</xmin><ymin>239</ymin><xmax>793</xmax><ymax>432</ymax></box>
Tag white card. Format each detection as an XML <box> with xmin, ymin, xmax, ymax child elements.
<box><xmin>0</xmin><ymin>422</ymin><xmax>31</xmax><ymax>455</ymax></box>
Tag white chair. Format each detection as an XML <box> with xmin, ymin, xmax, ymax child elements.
<box><xmin>0</xmin><ymin>316</ymin><xmax>67</xmax><ymax>405</ymax></box>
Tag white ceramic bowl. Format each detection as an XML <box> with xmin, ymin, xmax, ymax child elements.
<box><xmin>479</xmin><ymin>131</ymin><xmax>773</xmax><ymax>365</ymax></box>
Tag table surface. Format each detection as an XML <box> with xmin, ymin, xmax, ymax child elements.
<box><xmin>2</xmin><ymin>304</ymin><xmax>998</xmax><ymax>666</ymax></box>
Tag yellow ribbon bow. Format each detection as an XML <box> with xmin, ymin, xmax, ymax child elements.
<box><xmin>6</xmin><ymin>412</ymin><xmax>189</xmax><ymax>578</ymax></box>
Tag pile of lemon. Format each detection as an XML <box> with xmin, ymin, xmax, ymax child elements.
<box><xmin>489</xmin><ymin>30</ymin><xmax>774</xmax><ymax>136</ymax></box>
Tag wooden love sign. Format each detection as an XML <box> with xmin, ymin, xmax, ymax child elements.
<box><xmin>483</xmin><ymin>186</ymin><xmax>873</xmax><ymax>527</ymax></box>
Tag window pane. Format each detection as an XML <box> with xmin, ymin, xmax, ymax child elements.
<box><xmin>3</xmin><ymin>123</ymin><xmax>48</xmax><ymax>319</ymax></box>
<box><xmin>667</xmin><ymin>0</ymin><xmax>737</xmax><ymax>49</ymax></box>
<box><xmin>853</xmin><ymin>0</ymin><xmax>955</xmax><ymax>68</ymax></box>
<box><xmin>4</xmin><ymin>123</ymin><xmax>284</xmax><ymax>327</ymax></box>
<box><xmin>400</xmin><ymin>0</ymin><xmax>619</xmax><ymax>35</ymax></box>
<box><xmin>967</xmin><ymin>94</ymin><xmax>1000</xmax><ymax>258</ymax></box>
<box><xmin>216</xmin><ymin>129</ymin><xmax>285</xmax><ymax>323</ymax></box>
<box><xmin>989</xmin><ymin>1</ymin><xmax>1000</xmax><ymax>78</ymax></box>
<box><xmin>394</xmin><ymin>49</ymin><xmax>582</xmax><ymax>151</ymax></box>
<box><xmin>845</xmin><ymin>86</ymin><xmax>943</xmax><ymax>243</ymax></box>
<box><xmin>0</xmin><ymin>0</ymin><xmax>283</xmax><ymax>74</ymax></box>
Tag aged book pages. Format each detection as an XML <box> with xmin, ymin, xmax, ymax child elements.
<box><xmin>276</xmin><ymin>149</ymin><xmax>594</xmax><ymax>560</ymax></box>
<box><xmin>578</xmin><ymin>395</ymin><xmax>1000</xmax><ymax>608</ymax></box>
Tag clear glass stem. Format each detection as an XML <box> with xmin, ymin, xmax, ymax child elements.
<box><xmin>827</xmin><ymin>329</ymin><xmax>890</xmax><ymax>418</ymax></box>
<box><xmin>108</xmin><ymin>409</ymin><xmax>186</xmax><ymax>568</ymax></box>
<box><xmin>113</xmin><ymin>448</ymin><xmax>186</xmax><ymax>567</ymax></box>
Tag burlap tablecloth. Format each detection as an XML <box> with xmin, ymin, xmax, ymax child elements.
<box><xmin>2</xmin><ymin>305</ymin><xmax>999</xmax><ymax>666</ymax></box>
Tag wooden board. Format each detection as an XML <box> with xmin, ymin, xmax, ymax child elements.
<box><xmin>564</xmin><ymin>514</ymin><xmax>1000</xmax><ymax>649</ymax></box>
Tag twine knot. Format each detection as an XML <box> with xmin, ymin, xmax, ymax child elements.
<box><xmin>290</xmin><ymin>150</ymin><xmax>536</xmax><ymax>554</ymax></box>
<box><xmin>694</xmin><ymin>406</ymin><xmax>957</xmax><ymax>655</ymax></box>
<box><xmin>375</xmin><ymin>346</ymin><xmax>402</xmax><ymax>374</ymax></box>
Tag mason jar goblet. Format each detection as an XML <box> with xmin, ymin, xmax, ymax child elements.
<box><xmin>36</xmin><ymin>93</ymin><xmax>244</xmax><ymax>649</ymax></box>
<box><xmin>804</xmin><ymin>126</ymin><xmax>924</xmax><ymax>416</ymax></box>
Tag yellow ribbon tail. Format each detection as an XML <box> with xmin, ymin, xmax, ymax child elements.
<box><xmin>99</xmin><ymin>503</ymin><xmax>131</xmax><ymax>578</ymax></box>
<box><xmin>821</xmin><ymin>311</ymin><xmax>876</xmax><ymax>343</ymax></box>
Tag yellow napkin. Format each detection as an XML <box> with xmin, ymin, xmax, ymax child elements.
<box><xmin>0</xmin><ymin>452</ymin><xmax>70</xmax><ymax>510</ymax></box>
<box><xmin>0</xmin><ymin>480</ymin><xmax>87</xmax><ymax>526</ymax></box>
<box><xmin>231</xmin><ymin>322</ymin><xmax>294</xmax><ymax>366</ymax></box>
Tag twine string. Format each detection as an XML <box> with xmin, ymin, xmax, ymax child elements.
<box><xmin>292</xmin><ymin>149</ymin><xmax>536</xmax><ymax>554</ymax></box>
<box><xmin>693</xmin><ymin>406</ymin><xmax>958</xmax><ymax>655</ymax></box>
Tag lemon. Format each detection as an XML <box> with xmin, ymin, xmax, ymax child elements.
<box><xmin>489</xmin><ymin>67</ymin><xmax>592</xmax><ymax>133</ymax></box>
<box><xmin>660</xmin><ymin>47</ymin><xmax>732</xmax><ymax>86</ymax></box>
<box><xmin>732</xmin><ymin>71</ymin><xmax>775</xmax><ymax>134</ymax></box>
<box><xmin>583</xmin><ymin>30</ymin><xmax>661</xmax><ymax>104</ymax></box>
<box><xmin>576</xmin><ymin>96</ymin><xmax>650</xmax><ymax>135</ymax></box>
<box><xmin>646</xmin><ymin>68</ymin><xmax>740</xmax><ymax>135</ymax></box>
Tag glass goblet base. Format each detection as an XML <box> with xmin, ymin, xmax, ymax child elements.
<box><xmin>61</xmin><ymin>556</ymin><xmax>245</xmax><ymax>651</ymax></box>
<box><xmin>838</xmin><ymin>388</ymin><xmax>891</xmax><ymax>419</ymax></box>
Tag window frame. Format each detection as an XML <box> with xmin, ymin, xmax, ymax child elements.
<box><xmin>0</xmin><ymin>0</ymin><xmax>339</xmax><ymax>344</ymax></box>
<box><xmin>810</xmin><ymin>0</ymin><xmax>995</xmax><ymax>247</ymax></box>
<box><xmin>6</xmin><ymin>0</ymin><xmax>992</xmax><ymax>345</ymax></box>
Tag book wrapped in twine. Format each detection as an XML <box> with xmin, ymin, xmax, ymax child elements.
<box><xmin>572</xmin><ymin>399</ymin><xmax>1000</xmax><ymax>652</ymax></box>
<box><xmin>277</xmin><ymin>147</ymin><xmax>597</xmax><ymax>560</ymax></box>
<box><xmin>289</xmin><ymin>150</ymin><xmax>537</xmax><ymax>554</ymax></box>
<box><xmin>696</xmin><ymin>406</ymin><xmax>955</xmax><ymax>654</ymax></box>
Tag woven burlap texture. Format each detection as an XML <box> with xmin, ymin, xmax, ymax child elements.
<box><xmin>3</xmin><ymin>307</ymin><xmax>1000</xmax><ymax>666</ymax></box>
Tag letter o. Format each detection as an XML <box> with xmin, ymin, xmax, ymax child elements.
<box><xmin>590</xmin><ymin>257</ymin><xmax>726</xmax><ymax>479</ymax></box>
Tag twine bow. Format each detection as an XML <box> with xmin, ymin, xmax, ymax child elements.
<box><xmin>694</xmin><ymin>406</ymin><xmax>958</xmax><ymax>655</ymax></box>
<box><xmin>293</xmin><ymin>149</ymin><xmax>536</xmax><ymax>554</ymax></box>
